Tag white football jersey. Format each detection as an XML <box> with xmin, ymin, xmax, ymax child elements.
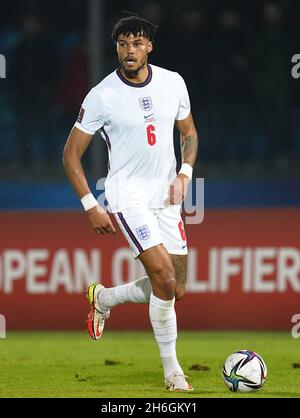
<box><xmin>74</xmin><ymin>64</ymin><xmax>191</xmax><ymax>212</ymax></box>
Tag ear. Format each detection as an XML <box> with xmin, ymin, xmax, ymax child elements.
<box><xmin>148</xmin><ymin>41</ymin><xmax>153</xmax><ymax>53</ymax></box>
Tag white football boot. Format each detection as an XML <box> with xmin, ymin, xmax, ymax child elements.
<box><xmin>165</xmin><ymin>371</ymin><xmax>194</xmax><ymax>392</ymax></box>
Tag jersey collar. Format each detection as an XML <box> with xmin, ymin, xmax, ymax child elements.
<box><xmin>116</xmin><ymin>64</ymin><xmax>152</xmax><ymax>88</ymax></box>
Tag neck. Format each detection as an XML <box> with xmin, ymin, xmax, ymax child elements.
<box><xmin>120</xmin><ymin>63</ymin><xmax>149</xmax><ymax>84</ymax></box>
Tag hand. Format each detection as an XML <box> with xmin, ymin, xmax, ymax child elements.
<box><xmin>164</xmin><ymin>173</ymin><xmax>190</xmax><ymax>206</ymax></box>
<box><xmin>86</xmin><ymin>205</ymin><xmax>116</xmax><ymax>235</ymax></box>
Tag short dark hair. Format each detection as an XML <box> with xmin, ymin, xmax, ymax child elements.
<box><xmin>112</xmin><ymin>15</ymin><xmax>159</xmax><ymax>43</ymax></box>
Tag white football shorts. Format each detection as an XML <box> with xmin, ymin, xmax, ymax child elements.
<box><xmin>114</xmin><ymin>205</ymin><xmax>188</xmax><ymax>258</ymax></box>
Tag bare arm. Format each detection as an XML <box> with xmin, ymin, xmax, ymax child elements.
<box><xmin>62</xmin><ymin>126</ymin><xmax>94</xmax><ymax>198</ymax></box>
<box><xmin>62</xmin><ymin>127</ymin><xmax>116</xmax><ymax>234</ymax></box>
<box><xmin>175</xmin><ymin>112</ymin><xmax>199</xmax><ymax>169</ymax></box>
<box><xmin>165</xmin><ymin>113</ymin><xmax>198</xmax><ymax>205</ymax></box>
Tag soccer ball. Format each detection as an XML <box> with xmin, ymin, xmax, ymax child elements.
<box><xmin>222</xmin><ymin>350</ymin><xmax>267</xmax><ymax>392</ymax></box>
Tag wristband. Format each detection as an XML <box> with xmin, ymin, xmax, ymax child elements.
<box><xmin>179</xmin><ymin>163</ymin><xmax>193</xmax><ymax>180</ymax></box>
<box><xmin>80</xmin><ymin>193</ymin><xmax>99</xmax><ymax>211</ymax></box>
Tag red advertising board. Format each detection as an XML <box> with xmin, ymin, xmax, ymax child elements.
<box><xmin>0</xmin><ymin>209</ymin><xmax>299</xmax><ymax>330</ymax></box>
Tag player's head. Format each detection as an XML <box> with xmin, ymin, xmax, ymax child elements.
<box><xmin>112</xmin><ymin>15</ymin><xmax>158</xmax><ymax>77</ymax></box>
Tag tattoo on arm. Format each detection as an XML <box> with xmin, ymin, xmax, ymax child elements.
<box><xmin>181</xmin><ymin>134</ymin><xmax>198</xmax><ymax>167</ymax></box>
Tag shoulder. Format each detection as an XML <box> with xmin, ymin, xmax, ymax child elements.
<box><xmin>150</xmin><ymin>64</ymin><xmax>186</xmax><ymax>85</ymax></box>
<box><xmin>150</xmin><ymin>65</ymin><xmax>188</xmax><ymax>92</ymax></box>
<box><xmin>92</xmin><ymin>70</ymin><xmax>118</xmax><ymax>91</ymax></box>
<box><xmin>83</xmin><ymin>70</ymin><xmax>119</xmax><ymax>104</ymax></box>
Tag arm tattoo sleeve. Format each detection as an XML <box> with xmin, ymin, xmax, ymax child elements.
<box><xmin>181</xmin><ymin>134</ymin><xmax>198</xmax><ymax>167</ymax></box>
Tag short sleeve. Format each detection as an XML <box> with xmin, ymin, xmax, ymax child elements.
<box><xmin>74</xmin><ymin>87</ymin><xmax>105</xmax><ymax>134</ymax></box>
<box><xmin>175</xmin><ymin>74</ymin><xmax>191</xmax><ymax>121</ymax></box>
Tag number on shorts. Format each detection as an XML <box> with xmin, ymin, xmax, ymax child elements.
<box><xmin>178</xmin><ymin>220</ymin><xmax>186</xmax><ymax>241</ymax></box>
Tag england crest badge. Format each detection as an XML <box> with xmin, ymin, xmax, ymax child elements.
<box><xmin>136</xmin><ymin>225</ymin><xmax>151</xmax><ymax>240</ymax></box>
<box><xmin>139</xmin><ymin>97</ymin><xmax>153</xmax><ymax>112</ymax></box>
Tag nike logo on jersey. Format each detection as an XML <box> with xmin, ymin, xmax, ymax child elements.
<box><xmin>144</xmin><ymin>113</ymin><xmax>154</xmax><ymax>119</ymax></box>
<box><xmin>182</xmin><ymin>243</ymin><xmax>187</xmax><ymax>249</ymax></box>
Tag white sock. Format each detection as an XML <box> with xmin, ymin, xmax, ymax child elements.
<box><xmin>149</xmin><ymin>292</ymin><xmax>183</xmax><ymax>379</ymax></box>
<box><xmin>97</xmin><ymin>276</ymin><xmax>152</xmax><ymax>311</ymax></box>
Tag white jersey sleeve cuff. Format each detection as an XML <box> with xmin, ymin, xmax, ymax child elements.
<box><xmin>175</xmin><ymin>110</ymin><xmax>191</xmax><ymax>121</ymax></box>
<box><xmin>74</xmin><ymin>122</ymin><xmax>96</xmax><ymax>135</ymax></box>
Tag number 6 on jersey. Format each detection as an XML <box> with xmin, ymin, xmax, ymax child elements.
<box><xmin>147</xmin><ymin>124</ymin><xmax>156</xmax><ymax>146</ymax></box>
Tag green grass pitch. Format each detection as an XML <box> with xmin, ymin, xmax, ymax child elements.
<box><xmin>0</xmin><ymin>331</ymin><xmax>299</xmax><ymax>398</ymax></box>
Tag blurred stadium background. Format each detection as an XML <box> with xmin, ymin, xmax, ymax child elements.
<box><xmin>0</xmin><ymin>0</ymin><xmax>300</xmax><ymax>334</ymax></box>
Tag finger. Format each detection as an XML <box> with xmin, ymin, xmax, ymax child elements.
<box><xmin>95</xmin><ymin>227</ymin><xmax>105</xmax><ymax>235</ymax></box>
<box><xmin>174</xmin><ymin>197</ymin><xmax>183</xmax><ymax>205</ymax></box>
<box><xmin>169</xmin><ymin>191</ymin><xmax>176</xmax><ymax>205</ymax></box>
<box><xmin>105</xmin><ymin>223</ymin><xmax>117</xmax><ymax>234</ymax></box>
<box><xmin>168</xmin><ymin>195</ymin><xmax>175</xmax><ymax>205</ymax></box>
<box><xmin>163</xmin><ymin>198</ymin><xmax>170</xmax><ymax>206</ymax></box>
<box><xmin>173</xmin><ymin>192</ymin><xmax>183</xmax><ymax>204</ymax></box>
<box><xmin>164</xmin><ymin>191</ymin><xmax>170</xmax><ymax>206</ymax></box>
<box><xmin>111</xmin><ymin>224</ymin><xmax>117</xmax><ymax>234</ymax></box>
<box><xmin>164</xmin><ymin>189</ymin><xmax>173</xmax><ymax>206</ymax></box>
